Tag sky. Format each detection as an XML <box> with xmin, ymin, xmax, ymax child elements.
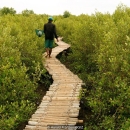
<box><xmin>0</xmin><ymin>0</ymin><xmax>130</xmax><ymax>15</ymax></box>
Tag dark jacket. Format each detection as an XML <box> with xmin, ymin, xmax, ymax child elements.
<box><xmin>43</xmin><ymin>22</ymin><xmax>58</xmax><ymax>40</ymax></box>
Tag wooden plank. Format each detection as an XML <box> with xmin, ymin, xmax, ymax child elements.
<box><xmin>42</xmin><ymin>97</ymin><xmax>80</xmax><ymax>101</ymax></box>
<box><xmin>31</xmin><ymin>113</ymin><xmax>78</xmax><ymax>118</ymax></box>
<box><xmin>24</xmin><ymin>125</ymin><xmax>47</xmax><ymax>130</ymax></box>
<box><xmin>38</xmin><ymin>103</ymin><xmax>79</xmax><ymax>107</ymax></box>
<box><xmin>36</xmin><ymin>106</ymin><xmax>80</xmax><ymax>110</ymax></box>
<box><xmin>51</xmin><ymin>97</ymin><xmax>79</xmax><ymax>100</ymax></box>
<box><xmin>29</xmin><ymin>118</ymin><xmax>78</xmax><ymax>123</ymax></box>
<box><xmin>28</xmin><ymin>121</ymin><xmax>67</xmax><ymax>126</ymax></box>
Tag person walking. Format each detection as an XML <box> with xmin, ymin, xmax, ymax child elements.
<box><xmin>43</xmin><ymin>16</ymin><xmax>59</xmax><ymax>58</ymax></box>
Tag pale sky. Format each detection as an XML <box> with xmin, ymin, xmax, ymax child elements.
<box><xmin>0</xmin><ymin>0</ymin><xmax>130</xmax><ymax>15</ymax></box>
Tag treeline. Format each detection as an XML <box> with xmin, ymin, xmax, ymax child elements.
<box><xmin>0</xmin><ymin>7</ymin><xmax>34</xmax><ymax>16</ymax></box>
<box><xmin>0</xmin><ymin>7</ymin><xmax>71</xmax><ymax>17</ymax></box>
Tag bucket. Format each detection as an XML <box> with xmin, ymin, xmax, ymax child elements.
<box><xmin>35</xmin><ymin>29</ymin><xmax>44</xmax><ymax>37</ymax></box>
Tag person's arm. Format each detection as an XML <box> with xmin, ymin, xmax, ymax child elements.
<box><xmin>43</xmin><ymin>24</ymin><xmax>46</xmax><ymax>33</ymax></box>
<box><xmin>54</xmin><ymin>25</ymin><xmax>59</xmax><ymax>42</ymax></box>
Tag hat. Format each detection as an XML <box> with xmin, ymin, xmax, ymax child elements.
<box><xmin>48</xmin><ymin>16</ymin><xmax>53</xmax><ymax>21</ymax></box>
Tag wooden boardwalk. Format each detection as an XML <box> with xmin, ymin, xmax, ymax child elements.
<box><xmin>24</xmin><ymin>39</ymin><xmax>83</xmax><ymax>130</ymax></box>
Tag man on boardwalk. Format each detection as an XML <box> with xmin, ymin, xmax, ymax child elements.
<box><xmin>43</xmin><ymin>16</ymin><xmax>59</xmax><ymax>58</ymax></box>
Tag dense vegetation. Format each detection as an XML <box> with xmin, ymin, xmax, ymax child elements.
<box><xmin>0</xmin><ymin>13</ymin><xmax>51</xmax><ymax>130</ymax></box>
<box><xmin>0</xmin><ymin>4</ymin><xmax>130</xmax><ymax>130</ymax></box>
<box><xmin>57</xmin><ymin>4</ymin><xmax>130</xmax><ymax>130</ymax></box>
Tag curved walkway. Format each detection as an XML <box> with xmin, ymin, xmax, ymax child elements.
<box><xmin>24</xmin><ymin>38</ymin><xmax>83</xmax><ymax>130</ymax></box>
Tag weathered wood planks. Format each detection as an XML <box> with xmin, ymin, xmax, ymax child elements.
<box><xmin>24</xmin><ymin>38</ymin><xmax>83</xmax><ymax>130</ymax></box>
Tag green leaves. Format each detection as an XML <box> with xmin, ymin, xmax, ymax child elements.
<box><xmin>0</xmin><ymin>14</ymin><xmax>48</xmax><ymax>129</ymax></box>
<box><xmin>0</xmin><ymin>7</ymin><xmax>16</xmax><ymax>16</ymax></box>
<box><xmin>57</xmin><ymin>5</ymin><xmax>130</xmax><ymax>130</ymax></box>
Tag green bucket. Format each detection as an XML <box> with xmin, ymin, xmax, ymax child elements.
<box><xmin>35</xmin><ymin>29</ymin><xmax>44</xmax><ymax>37</ymax></box>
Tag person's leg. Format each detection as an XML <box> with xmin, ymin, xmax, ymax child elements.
<box><xmin>49</xmin><ymin>48</ymin><xmax>52</xmax><ymax>58</ymax></box>
<box><xmin>45</xmin><ymin>48</ymin><xmax>49</xmax><ymax>57</ymax></box>
<box><xmin>48</xmin><ymin>40</ymin><xmax>54</xmax><ymax>58</ymax></box>
<box><xmin>45</xmin><ymin>40</ymin><xmax>49</xmax><ymax>58</ymax></box>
